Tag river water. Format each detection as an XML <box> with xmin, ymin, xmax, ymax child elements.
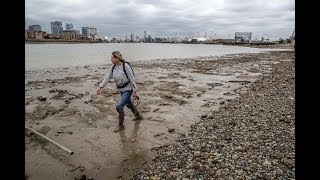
<box><xmin>25</xmin><ymin>43</ymin><xmax>270</xmax><ymax>70</ymax></box>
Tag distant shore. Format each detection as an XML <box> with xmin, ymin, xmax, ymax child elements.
<box><xmin>25</xmin><ymin>39</ymin><xmax>103</xmax><ymax>44</ymax></box>
<box><xmin>25</xmin><ymin>39</ymin><xmax>295</xmax><ymax>48</ymax></box>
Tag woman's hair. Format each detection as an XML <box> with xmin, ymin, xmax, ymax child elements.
<box><xmin>112</xmin><ymin>51</ymin><xmax>125</xmax><ymax>62</ymax></box>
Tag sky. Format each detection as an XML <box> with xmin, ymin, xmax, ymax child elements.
<box><xmin>25</xmin><ymin>0</ymin><xmax>295</xmax><ymax>40</ymax></box>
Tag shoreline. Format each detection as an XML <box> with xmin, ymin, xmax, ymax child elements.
<box><xmin>133</xmin><ymin>51</ymin><xmax>295</xmax><ymax>179</ymax></box>
<box><xmin>25</xmin><ymin>48</ymin><xmax>294</xmax><ymax>179</ymax></box>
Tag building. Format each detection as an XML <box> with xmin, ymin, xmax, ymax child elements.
<box><xmin>235</xmin><ymin>32</ymin><xmax>252</xmax><ymax>42</ymax></box>
<box><xmin>66</xmin><ymin>23</ymin><xmax>74</xmax><ymax>31</ymax></box>
<box><xmin>88</xmin><ymin>27</ymin><xmax>98</xmax><ymax>40</ymax></box>
<box><xmin>147</xmin><ymin>33</ymin><xmax>152</xmax><ymax>42</ymax></box>
<box><xmin>28</xmin><ymin>25</ymin><xmax>41</xmax><ymax>32</ymax></box>
<box><xmin>50</xmin><ymin>21</ymin><xmax>63</xmax><ymax>36</ymax></box>
<box><xmin>144</xmin><ymin>30</ymin><xmax>147</xmax><ymax>41</ymax></box>
<box><xmin>82</xmin><ymin>27</ymin><xmax>89</xmax><ymax>37</ymax></box>
<box><xmin>89</xmin><ymin>28</ymin><xmax>97</xmax><ymax>36</ymax></box>
<box><xmin>34</xmin><ymin>31</ymin><xmax>46</xmax><ymax>39</ymax></box>
<box><xmin>25</xmin><ymin>30</ymin><xmax>46</xmax><ymax>39</ymax></box>
<box><xmin>61</xmin><ymin>30</ymin><xmax>78</xmax><ymax>41</ymax></box>
<box><xmin>130</xmin><ymin>34</ymin><xmax>134</xmax><ymax>42</ymax></box>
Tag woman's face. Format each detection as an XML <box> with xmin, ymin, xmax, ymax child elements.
<box><xmin>111</xmin><ymin>55</ymin><xmax>118</xmax><ymax>64</ymax></box>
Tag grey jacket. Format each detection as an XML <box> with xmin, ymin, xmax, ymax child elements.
<box><xmin>99</xmin><ymin>63</ymin><xmax>138</xmax><ymax>92</ymax></box>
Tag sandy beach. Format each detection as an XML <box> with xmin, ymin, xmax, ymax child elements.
<box><xmin>25</xmin><ymin>43</ymin><xmax>294</xmax><ymax>180</ymax></box>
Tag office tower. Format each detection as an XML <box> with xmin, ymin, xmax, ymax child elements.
<box><xmin>147</xmin><ymin>33</ymin><xmax>152</xmax><ymax>42</ymax></box>
<box><xmin>130</xmin><ymin>34</ymin><xmax>134</xmax><ymax>42</ymax></box>
<box><xmin>28</xmin><ymin>25</ymin><xmax>41</xmax><ymax>32</ymax></box>
<box><xmin>66</xmin><ymin>23</ymin><xmax>74</xmax><ymax>31</ymax></box>
<box><xmin>144</xmin><ymin>30</ymin><xmax>147</xmax><ymax>41</ymax></box>
<box><xmin>50</xmin><ymin>21</ymin><xmax>63</xmax><ymax>35</ymax></box>
<box><xmin>82</xmin><ymin>27</ymin><xmax>89</xmax><ymax>37</ymax></box>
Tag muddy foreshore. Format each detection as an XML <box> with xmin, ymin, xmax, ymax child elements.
<box><xmin>25</xmin><ymin>44</ymin><xmax>294</xmax><ymax>180</ymax></box>
<box><xmin>133</xmin><ymin>52</ymin><xmax>295</xmax><ymax>179</ymax></box>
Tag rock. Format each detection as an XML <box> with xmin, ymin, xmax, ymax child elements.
<box><xmin>74</xmin><ymin>174</ymin><xmax>86</xmax><ymax>180</ymax></box>
<box><xmin>276</xmin><ymin>168</ymin><xmax>283</xmax><ymax>176</ymax></box>
<box><xmin>150</xmin><ymin>176</ymin><xmax>160</xmax><ymax>180</ymax></box>
<box><xmin>263</xmin><ymin>174</ymin><xmax>271</xmax><ymax>180</ymax></box>
<box><xmin>263</xmin><ymin>159</ymin><xmax>271</xmax><ymax>166</ymax></box>
<box><xmin>37</xmin><ymin>96</ymin><xmax>46</xmax><ymax>101</ymax></box>
<box><xmin>194</xmin><ymin>151</ymin><xmax>201</xmax><ymax>157</ymax></box>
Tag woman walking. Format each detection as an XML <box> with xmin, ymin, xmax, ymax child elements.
<box><xmin>97</xmin><ymin>51</ymin><xmax>142</xmax><ymax>132</ymax></box>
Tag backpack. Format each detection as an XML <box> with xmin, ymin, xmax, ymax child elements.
<box><xmin>111</xmin><ymin>61</ymin><xmax>135</xmax><ymax>81</ymax></box>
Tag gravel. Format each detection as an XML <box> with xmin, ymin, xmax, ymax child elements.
<box><xmin>133</xmin><ymin>51</ymin><xmax>295</xmax><ymax>179</ymax></box>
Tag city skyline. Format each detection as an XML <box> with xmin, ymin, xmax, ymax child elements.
<box><xmin>25</xmin><ymin>0</ymin><xmax>295</xmax><ymax>40</ymax></box>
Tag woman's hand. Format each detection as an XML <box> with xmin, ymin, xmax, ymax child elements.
<box><xmin>96</xmin><ymin>87</ymin><xmax>103</xmax><ymax>95</ymax></box>
<box><xmin>132</xmin><ymin>91</ymin><xmax>139</xmax><ymax>100</ymax></box>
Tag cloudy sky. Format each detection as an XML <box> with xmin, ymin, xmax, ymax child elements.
<box><xmin>25</xmin><ymin>0</ymin><xmax>295</xmax><ymax>40</ymax></box>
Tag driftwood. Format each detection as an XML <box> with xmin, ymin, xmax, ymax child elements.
<box><xmin>228</xmin><ymin>80</ymin><xmax>251</xmax><ymax>83</ymax></box>
<box><xmin>25</xmin><ymin>126</ymin><xmax>74</xmax><ymax>155</ymax></box>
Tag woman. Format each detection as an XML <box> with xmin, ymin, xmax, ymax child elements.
<box><xmin>97</xmin><ymin>51</ymin><xmax>142</xmax><ymax>132</ymax></box>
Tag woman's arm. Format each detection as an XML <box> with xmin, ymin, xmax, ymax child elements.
<box><xmin>97</xmin><ymin>65</ymin><xmax>113</xmax><ymax>94</ymax></box>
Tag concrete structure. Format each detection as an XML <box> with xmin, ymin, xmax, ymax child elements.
<box><xmin>130</xmin><ymin>34</ymin><xmax>134</xmax><ymax>42</ymax></box>
<box><xmin>28</xmin><ymin>25</ymin><xmax>41</xmax><ymax>32</ymax></box>
<box><xmin>50</xmin><ymin>21</ymin><xmax>63</xmax><ymax>36</ymax></box>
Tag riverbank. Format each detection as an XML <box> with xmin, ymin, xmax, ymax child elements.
<box><xmin>133</xmin><ymin>51</ymin><xmax>295</xmax><ymax>179</ymax></box>
<box><xmin>25</xmin><ymin>47</ymin><xmax>294</xmax><ymax>179</ymax></box>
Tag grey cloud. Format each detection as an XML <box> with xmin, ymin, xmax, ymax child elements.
<box><xmin>25</xmin><ymin>0</ymin><xmax>295</xmax><ymax>39</ymax></box>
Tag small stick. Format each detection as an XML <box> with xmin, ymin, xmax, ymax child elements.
<box><xmin>25</xmin><ymin>126</ymin><xmax>74</xmax><ymax>155</ymax></box>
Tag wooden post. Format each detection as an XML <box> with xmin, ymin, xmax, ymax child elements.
<box><xmin>25</xmin><ymin>126</ymin><xmax>74</xmax><ymax>155</ymax></box>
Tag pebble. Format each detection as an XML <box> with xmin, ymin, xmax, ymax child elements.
<box><xmin>132</xmin><ymin>51</ymin><xmax>295</xmax><ymax>179</ymax></box>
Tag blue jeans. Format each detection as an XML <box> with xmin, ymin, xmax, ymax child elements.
<box><xmin>117</xmin><ymin>90</ymin><xmax>134</xmax><ymax>113</ymax></box>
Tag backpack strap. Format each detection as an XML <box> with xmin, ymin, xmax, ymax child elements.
<box><xmin>122</xmin><ymin>62</ymin><xmax>130</xmax><ymax>81</ymax></box>
<box><xmin>112</xmin><ymin>62</ymin><xmax>133</xmax><ymax>82</ymax></box>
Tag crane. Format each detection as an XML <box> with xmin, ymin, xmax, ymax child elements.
<box><xmin>210</xmin><ymin>32</ymin><xmax>216</xmax><ymax>39</ymax></box>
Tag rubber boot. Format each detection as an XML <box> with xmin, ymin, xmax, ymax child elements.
<box><xmin>128</xmin><ymin>105</ymin><xmax>143</xmax><ymax>121</ymax></box>
<box><xmin>114</xmin><ymin>113</ymin><xmax>124</xmax><ymax>132</ymax></box>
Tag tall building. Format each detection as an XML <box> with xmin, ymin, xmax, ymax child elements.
<box><xmin>82</xmin><ymin>27</ymin><xmax>89</xmax><ymax>37</ymax></box>
<box><xmin>28</xmin><ymin>25</ymin><xmax>41</xmax><ymax>32</ymax></box>
<box><xmin>50</xmin><ymin>21</ymin><xmax>63</xmax><ymax>36</ymax></box>
<box><xmin>130</xmin><ymin>34</ymin><xmax>134</xmax><ymax>42</ymax></box>
<box><xmin>147</xmin><ymin>33</ymin><xmax>152</xmax><ymax>42</ymax></box>
<box><xmin>144</xmin><ymin>30</ymin><xmax>147</xmax><ymax>41</ymax></box>
<box><xmin>66</xmin><ymin>23</ymin><xmax>73</xmax><ymax>31</ymax></box>
<box><xmin>89</xmin><ymin>28</ymin><xmax>97</xmax><ymax>36</ymax></box>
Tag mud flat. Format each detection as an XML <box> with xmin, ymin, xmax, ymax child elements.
<box><xmin>25</xmin><ymin>46</ymin><xmax>294</xmax><ymax>179</ymax></box>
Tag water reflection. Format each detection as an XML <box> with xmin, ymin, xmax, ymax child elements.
<box><xmin>118</xmin><ymin>120</ymin><xmax>141</xmax><ymax>157</ymax></box>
